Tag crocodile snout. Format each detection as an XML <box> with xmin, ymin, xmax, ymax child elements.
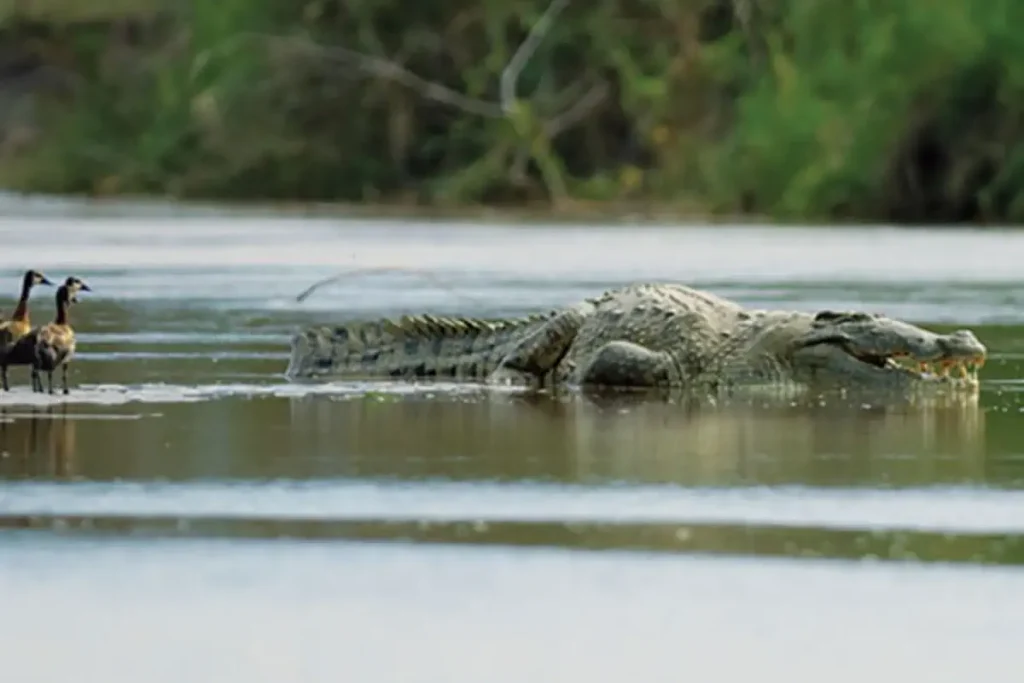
<box><xmin>938</xmin><ymin>329</ymin><xmax>987</xmax><ymax>361</ymax></box>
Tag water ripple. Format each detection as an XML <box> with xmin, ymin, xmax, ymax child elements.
<box><xmin>0</xmin><ymin>381</ymin><xmax>497</xmax><ymax>406</ymax></box>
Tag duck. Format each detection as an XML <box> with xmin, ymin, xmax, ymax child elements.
<box><xmin>0</xmin><ymin>269</ymin><xmax>53</xmax><ymax>390</ymax></box>
<box><xmin>16</xmin><ymin>276</ymin><xmax>92</xmax><ymax>395</ymax></box>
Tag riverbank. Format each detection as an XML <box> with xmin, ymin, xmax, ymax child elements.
<box><xmin>1</xmin><ymin>0</ymin><xmax>1023</xmax><ymax>224</ymax></box>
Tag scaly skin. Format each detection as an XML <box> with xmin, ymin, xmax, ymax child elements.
<box><xmin>288</xmin><ymin>308</ymin><xmax>572</xmax><ymax>384</ymax></box>
<box><xmin>286</xmin><ymin>283</ymin><xmax>988</xmax><ymax>395</ymax></box>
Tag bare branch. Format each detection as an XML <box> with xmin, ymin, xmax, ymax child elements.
<box><xmin>731</xmin><ymin>0</ymin><xmax>765</xmax><ymax>67</ymax></box>
<box><xmin>500</xmin><ymin>0</ymin><xmax>572</xmax><ymax>115</ymax></box>
<box><xmin>510</xmin><ymin>146</ymin><xmax>531</xmax><ymax>183</ymax></box>
<box><xmin>295</xmin><ymin>266</ymin><xmax>491</xmax><ymax>307</ymax></box>
<box><xmin>214</xmin><ymin>7</ymin><xmax>592</xmax><ymax>128</ymax></box>
<box><xmin>544</xmin><ymin>81</ymin><xmax>609</xmax><ymax>137</ymax></box>
<box><xmin>228</xmin><ymin>1</ymin><xmax>603</xmax><ymax>209</ymax></box>
<box><xmin>271</xmin><ymin>35</ymin><xmax>504</xmax><ymax>118</ymax></box>
<box><xmin>242</xmin><ymin>2</ymin><xmax>590</xmax><ymax>129</ymax></box>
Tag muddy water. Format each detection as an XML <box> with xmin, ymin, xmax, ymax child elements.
<box><xmin>1</xmin><ymin>209</ymin><xmax>1024</xmax><ymax>681</ymax></box>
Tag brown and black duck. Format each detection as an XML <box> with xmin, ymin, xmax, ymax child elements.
<box><xmin>0</xmin><ymin>269</ymin><xmax>53</xmax><ymax>390</ymax></box>
<box><xmin>14</xmin><ymin>276</ymin><xmax>92</xmax><ymax>395</ymax></box>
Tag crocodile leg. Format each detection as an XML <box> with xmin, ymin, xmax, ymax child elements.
<box><xmin>575</xmin><ymin>341</ymin><xmax>677</xmax><ymax>388</ymax></box>
<box><xmin>488</xmin><ymin>307</ymin><xmax>590</xmax><ymax>385</ymax></box>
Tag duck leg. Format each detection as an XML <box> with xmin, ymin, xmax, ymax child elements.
<box><xmin>46</xmin><ymin>370</ymin><xmax>53</xmax><ymax>395</ymax></box>
<box><xmin>30</xmin><ymin>367</ymin><xmax>41</xmax><ymax>393</ymax></box>
<box><xmin>61</xmin><ymin>363</ymin><xmax>69</xmax><ymax>395</ymax></box>
<box><xmin>1</xmin><ymin>364</ymin><xmax>8</xmax><ymax>392</ymax></box>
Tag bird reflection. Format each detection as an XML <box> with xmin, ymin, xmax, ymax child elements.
<box><xmin>0</xmin><ymin>403</ymin><xmax>76</xmax><ymax>479</ymax></box>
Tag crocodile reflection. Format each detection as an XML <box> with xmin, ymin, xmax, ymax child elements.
<box><xmin>287</xmin><ymin>389</ymin><xmax>984</xmax><ymax>488</ymax></box>
<box><xmin>567</xmin><ymin>390</ymin><xmax>984</xmax><ymax>487</ymax></box>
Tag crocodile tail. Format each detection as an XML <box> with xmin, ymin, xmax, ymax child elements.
<box><xmin>286</xmin><ymin>311</ymin><xmax>555</xmax><ymax>380</ymax></box>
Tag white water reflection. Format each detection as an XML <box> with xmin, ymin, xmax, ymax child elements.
<box><xmin>0</xmin><ymin>380</ymin><xmax>497</xmax><ymax>407</ymax></box>
<box><xmin>2</xmin><ymin>536</ymin><xmax>1021</xmax><ymax>683</ymax></box>
<box><xmin>0</xmin><ymin>218</ymin><xmax>1013</xmax><ymax>279</ymax></box>
<box><xmin>0</xmin><ymin>218</ymin><xmax>1021</xmax><ymax>323</ymax></box>
<box><xmin>4</xmin><ymin>479</ymin><xmax>1024</xmax><ymax>534</ymax></box>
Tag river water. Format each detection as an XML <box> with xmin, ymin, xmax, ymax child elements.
<box><xmin>1</xmin><ymin>203</ymin><xmax>1023</xmax><ymax>681</ymax></box>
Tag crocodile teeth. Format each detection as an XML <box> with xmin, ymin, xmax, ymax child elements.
<box><xmin>893</xmin><ymin>357</ymin><xmax>983</xmax><ymax>384</ymax></box>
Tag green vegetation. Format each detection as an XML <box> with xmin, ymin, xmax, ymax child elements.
<box><xmin>1</xmin><ymin>0</ymin><xmax>1024</xmax><ymax>222</ymax></box>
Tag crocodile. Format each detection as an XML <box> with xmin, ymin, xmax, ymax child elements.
<box><xmin>285</xmin><ymin>283</ymin><xmax>988</xmax><ymax>395</ymax></box>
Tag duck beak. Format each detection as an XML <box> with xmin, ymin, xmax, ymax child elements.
<box><xmin>40</xmin><ymin>276</ymin><xmax>53</xmax><ymax>286</ymax></box>
<box><xmin>79</xmin><ymin>283</ymin><xmax>92</xmax><ymax>292</ymax></box>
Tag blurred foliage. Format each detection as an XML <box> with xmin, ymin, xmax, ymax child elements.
<box><xmin>0</xmin><ymin>0</ymin><xmax>1022</xmax><ymax>222</ymax></box>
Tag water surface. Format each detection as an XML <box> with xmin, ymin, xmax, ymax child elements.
<box><xmin>1</xmin><ymin>205</ymin><xmax>1023</xmax><ymax>680</ymax></box>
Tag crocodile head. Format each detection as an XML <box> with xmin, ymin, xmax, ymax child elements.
<box><xmin>789</xmin><ymin>310</ymin><xmax>987</xmax><ymax>391</ymax></box>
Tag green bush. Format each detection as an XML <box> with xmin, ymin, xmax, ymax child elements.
<box><xmin>713</xmin><ymin>0</ymin><xmax>1024</xmax><ymax>222</ymax></box>
<box><xmin>4</xmin><ymin>0</ymin><xmax>1024</xmax><ymax>222</ymax></box>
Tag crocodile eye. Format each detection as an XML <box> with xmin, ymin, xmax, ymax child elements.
<box><xmin>814</xmin><ymin>310</ymin><xmax>874</xmax><ymax>324</ymax></box>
